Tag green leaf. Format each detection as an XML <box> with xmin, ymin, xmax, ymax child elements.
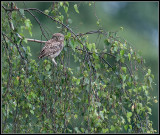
<box><xmin>129</xmin><ymin>125</ymin><xmax>132</xmax><ymax>129</ymax></box>
<box><xmin>121</xmin><ymin>117</ymin><xmax>125</xmax><ymax>124</ymax></box>
<box><xmin>138</xmin><ymin>103</ymin><xmax>142</xmax><ymax>108</ymax></box>
<box><xmin>89</xmin><ymin>2</ymin><xmax>92</xmax><ymax>6</ymax></box>
<box><xmin>127</xmin><ymin>117</ymin><xmax>131</xmax><ymax>123</ymax></box>
<box><xmin>45</xmin><ymin>64</ymin><xmax>51</xmax><ymax>71</ymax></box>
<box><xmin>113</xmin><ymin>46</ymin><xmax>118</xmax><ymax>52</ymax></box>
<box><xmin>104</xmin><ymin>39</ymin><xmax>110</xmax><ymax>46</ymax></box>
<box><xmin>99</xmin><ymin>111</ymin><xmax>104</xmax><ymax>120</ymax></box>
<box><xmin>120</xmin><ymin>74</ymin><xmax>126</xmax><ymax>82</ymax></box>
<box><xmin>124</xmin><ymin>125</ymin><xmax>128</xmax><ymax>131</ymax></box>
<box><xmin>74</xmin><ymin>114</ymin><xmax>78</xmax><ymax>119</ymax></box>
<box><xmin>120</xmin><ymin>50</ymin><xmax>124</xmax><ymax>56</ymax></box>
<box><xmin>59</xmin><ymin>15</ymin><xmax>64</xmax><ymax>22</ymax></box>
<box><xmin>60</xmin><ymin>2</ymin><xmax>63</xmax><ymax>7</ymax></box>
<box><xmin>64</xmin><ymin>6</ymin><xmax>68</xmax><ymax>13</ymax></box>
<box><xmin>70</xmin><ymin>39</ymin><xmax>77</xmax><ymax>51</ymax></box>
<box><xmin>24</xmin><ymin>38</ymin><xmax>28</xmax><ymax>43</ymax></box>
<box><xmin>92</xmin><ymin>43</ymin><xmax>96</xmax><ymax>51</ymax></box>
<box><xmin>27</xmin><ymin>103</ymin><xmax>32</xmax><ymax>108</ymax></box>
<box><xmin>55</xmin><ymin>17</ymin><xmax>59</xmax><ymax>21</ymax></box>
<box><xmin>74</xmin><ymin>4</ymin><xmax>79</xmax><ymax>13</ymax></box>
<box><xmin>65</xmin><ymin>2</ymin><xmax>69</xmax><ymax>7</ymax></box>
<box><xmin>76</xmin><ymin>78</ymin><xmax>80</xmax><ymax>85</ymax></box>
<box><xmin>24</xmin><ymin>19</ymin><xmax>32</xmax><ymax>36</ymax></box>
<box><xmin>96</xmin><ymin>102</ymin><xmax>101</xmax><ymax>107</ymax></box>
<box><xmin>121</xmin><ymin>67</ymin><xmax>127</xmax><ymax>73</ymax></box>
<box><xmin>128</xmin><ymin>53</ymin><xmax>131</xmax><ymax>61</ymax></box>
<box><xmin>93</xmin><ymin>52</ymin><xmax>99</xmax><ymax>60</ymax></box>
<box><xmin>44</xmin><ymin>10</ymin><xmax>49</xmax><ymax>15</ymax></box>
<box><xmin>87</xmin><ymin>43</ymin><xmax>92</xmax><ymax>51</ymax></box>
<box><xmin>83</xmin><ymin>70</ymin><xmax>88</xmax><ymax>77</ymax></box>
<box><xmin>30</xmin><ymin>110</ymin><xmax>34</xmax><ymax>114</ymax></box>
<box><xmin>81</xmin><ymin>128</ymin><xmax>85</xmax><ymax>132</ymax></box>
<box><xmin>95</xmin><ymin>63</ymin><xmax>101</xmax><ymax>70</ymax></box>
<box><xmin>97</xmin><ymin>20</ymin><xmax>100</xmax><ymax>25</ymax></box>
<box><xmin>74</xmin><ymin>127</ymin><xmax>79</xmax><ymax>132</ymax></box>
<box><xmin>120</xmin><ymin>26</ymin><xmax>123</xmax><ymax>31</ymax></box>
<box><xmin>127</xmin><ymin>112</ymin><xmax>132</xmax><ymax>118</ymax></box>
<box><xmin>114</xmin><ymin>41</ymin><xmax>118</xmax><ymax>46</ymax></box>
<box><xmin>25</xmin><ymin>19</ymin><xmax>32</xmax><ymax>28</ymax></box>
<box><xmin>120</xmin><ymin>57</ymin><xmax>125</xmax><ymax>63</ymax></box>
<box><xmin>147</xmin><ymin>107</ymin><xmax>152</xmax><ymax>115</ymax></box>
<box><xmin>66</xmin><ymin>32</ymin><xmax>71</xmax><ymax>38</ymax></box>
<box><xmin>110</xmin><ymin>125</ymin><xmax>115</xmax><ymax>131</ymax></box>
<box><xmin>148</xmin><ymin>69</ymin><xmax>151</xmax><ymax>75</ymax></box>
<box><xmin>102</xmin><ymin>128</ymin><xmax>109</xmax><ymax>133</ymax></box>
<box><xmin>20</xmin><ymin>26</ymin><xmax>25</xmax><ymax>32</ymax></box>
<box><xmin>27</xmin><ymin>46</ymin><xmax>30</xmax><ymax>52</ymax></box>
<box><xmin>30</xmin><ymin>91</ymin><xmax>36</xmax><ymax>99</ymax></box>
<box><xmin>19</xmin><ymin>9</ymin><xmax>24</xmax><ymax>16</ymax></box>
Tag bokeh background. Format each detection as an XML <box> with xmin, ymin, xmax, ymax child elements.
<box><xmin>15</xmin><ymin>1</ymin><xmax>158</xmax><ymax>131</ymax></box>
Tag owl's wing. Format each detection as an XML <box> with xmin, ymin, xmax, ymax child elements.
<box><xmin>38</xmin><ymin>39</ymin><xmax>61</xmax><ymax>59</ymax></box>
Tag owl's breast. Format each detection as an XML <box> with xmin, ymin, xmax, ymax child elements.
<box><xmin>49</xmin><ymin>51</ymin><xmax>61</xmax><ymax>59</ymax></box>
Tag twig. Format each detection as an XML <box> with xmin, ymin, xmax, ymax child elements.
<box><xmin>76</xmin><ymin>29</ymin><xmax>107</xmax><ymax>37</ymax></box>
<box><xmin>25</xmin><ymin>9</ymin><xmax>49</xmax><ymax>40</ymax></box>
<box><xmin>2</xmin><ymin>34</ymin><xmax>13</xmax><ymax>102</ymax></box>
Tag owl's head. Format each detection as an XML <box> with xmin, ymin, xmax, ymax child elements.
<box><xmin>52</xmin><ymin>33</ymin><xmax>64</xmax><ymax>41</ymax></box>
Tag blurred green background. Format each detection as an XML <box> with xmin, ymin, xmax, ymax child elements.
<box><xmin>15</xmin><ymin>2</ymin><xmax>158</xmax><ymax>131</ymax></box>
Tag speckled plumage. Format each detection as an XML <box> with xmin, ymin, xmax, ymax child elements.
<box><xmin>38</xmin><ymin>33</ymin><xmax>64</xmax><ymax>65</ymax></box>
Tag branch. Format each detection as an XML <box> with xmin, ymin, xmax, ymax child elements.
<box><xmin>26</xmin><ymin>38</ymin><xmax>46</xmax><ymax>43</ymax></box>
<box><xmin>2</xmin><ymin>33</ymin><xmax>25</xmax><ymax>60</ymax></box>
<box><xmin>2</xmin><ymin>34</ymin><xmax>13</xmax><ymax>98</ymax></box>
<box><xmin>75</xmin><ymin>29</ymin><xmax>108</xmax><ymax>37</ymax></box>
<box><xmin>25</xmin><ymin>9</ymin><xmax>49</xmax><ymax>40</ymax></box>
<box><xmin>2</xmin><ymin>5</ymin><xmax>19</xmax><ymax>11</ymax></box>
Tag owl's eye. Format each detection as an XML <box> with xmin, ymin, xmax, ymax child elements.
<box><xmin>52</xmin><ymin>36</ymin><xmax>58</xmax><ymax>40</ymax></box>
<box><xmin>59</xmin><ymin>36</ymin><xmax>64</xmax><ymax>40</ymax></box>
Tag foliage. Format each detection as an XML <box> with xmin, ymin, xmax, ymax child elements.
<box><xmin>2</xmin><ymin>2</ymin><xmax>157</xmax><ymax>133</ymax></box>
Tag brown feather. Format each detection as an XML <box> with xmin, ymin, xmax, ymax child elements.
<box><xmin>39</xmin><ymin>39</ymin><xmax>62</xmax><ymax>58</ymax></box>
<box><xmin>38</xmin><ymin>33</ymin><xmax>64</xmax><ymax>64</ymax></box>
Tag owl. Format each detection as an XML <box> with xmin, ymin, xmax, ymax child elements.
<box><xmin>38</xmin><ymin>33</ymin><xmax>64</xmax><ymax>66</ymax></box>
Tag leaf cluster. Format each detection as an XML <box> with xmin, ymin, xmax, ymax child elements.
<box><xmin>2</xmin><ymin>2</ymin><xmax>157</xmax><ymax>133</ymax></box>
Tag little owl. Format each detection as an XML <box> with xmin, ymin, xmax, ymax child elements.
<box><xmin>38</xmin><ymin>33</ymin><xmax>64</xmax><ymax>66</ymax></box>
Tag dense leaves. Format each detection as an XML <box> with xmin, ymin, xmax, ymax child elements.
<box><xmin>2</xmin><ymin>2</ymin><xmax>157</xmax><ymax>133</ymax></box>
